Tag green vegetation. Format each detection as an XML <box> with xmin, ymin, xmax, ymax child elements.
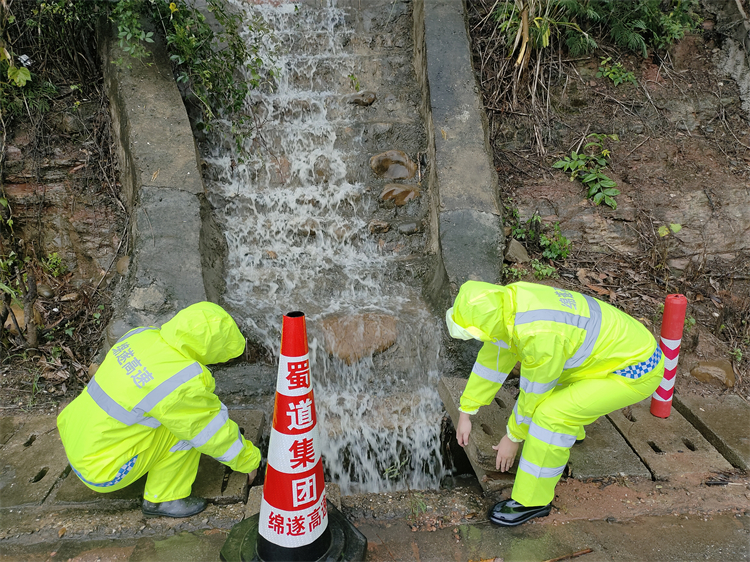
<box><xmin>1</xmin><ymin>0</ymin><xmax>274</xmax><ymax>146</ymax></box>
<box><xmin>1</xmin><ymin>0</ymin><xmax>274</xmax><ymax>356</ymax></box>
<box><xmin>596</xmin><ymin>57</ymin><xmax>637</xmax><ymax>86</ymax></box>
<box><xmin>493</xmin><ymin>0</ymin><xmax>700</xmax><ymax>66</ymax></box>
<box><xmin>503</xmin><ymin>265</ymin><xmax>526</xmax><ymax>282</ymax></box>
<box><xmin>540</xmin><ymin>223</ymin><xmax>571</xmax><ymax>260</ymax></box>
<box><xmin>41</xmin><ymin>253</ymin><xmax>66</xmax><ymax>278</ymax></box>
<box><xmin>508</xmin><ymin>210</ymin><xmax>571</xmax><ymax>262</ymax></box>
<box><xmin>531</xmin><ymin>259</ymin><xmax>558</xmax><ymax>279</ymax></box>
<box><xmin>730</xmin><ymin>348</ymin><xmax>743</xmax><ymax>363</ymax></box>
<box><xmin>553</xmin><ymin>133</ymin><xmax>620</xmax><ymax>209</ymax></box>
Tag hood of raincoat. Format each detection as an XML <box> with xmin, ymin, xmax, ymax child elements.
<box><xmin>160</xmin><ymin>302</ymin><xmax>245</xmax><ymax>365</ymax></box>
<box><xmin>449</xmin><ymin>281</ymin><xmax>513</xmax><ymax>343</ymax></box>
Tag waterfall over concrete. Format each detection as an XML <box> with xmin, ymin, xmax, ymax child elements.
<box><xmin>203</xmin><ymin>0</ymin><xmax>446</xmax><ymax>493</ymax></box>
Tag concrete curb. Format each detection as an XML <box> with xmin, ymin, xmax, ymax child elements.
<box><xmin>414</xmin><ymin>0</ymin><xmax>504</xmax><ymax>308</ymax></box>
<box><xmin>99</xmin><ymin>21</ymin><xmax>225</xmax><ymax>346</ymax></box>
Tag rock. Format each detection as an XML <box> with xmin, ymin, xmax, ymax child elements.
<box><xmin>129</xmin><ymin>285</ymin><xmax>166</xmax><ymax>311</ymax></box>
<box><xmin>503</xmin><ymin>238</ymin><xmax>530</xmax><ymax>263</ymax></box>
<box><xmin>320</xmin><ymin>313</ymin><xmax>398</xmax><ymax>365</ymax></box>
<box><xmin>368</xmin><ymin>219</ymin><xmax>390</xmax><ymax>234</ymax></box>
<box><xmin>397</xmin><ymin>220</ymin><xmax>420</xmax><ymax>235</ymax></box>
<box><xmin>690</xmin><ymin>360</ymin><xmax>735</xmax><ymax>388</ymax></box>
<box><xmin>369</xmin><ymin>150</ymin><xmax>417</xmax><ymax>179</ymax></box>
<box><xmin>346</xmin><ymin>91</ymin><xmax>376</xmax><ymax>106</ymax></box>
<box><xmin>297</xmin><ymin>218</ymin><xmax>319</xmax><ymax>237</ymax></box>
<box><xmin>380</xmin><ymin>184</ymin><xmax>420</xmax><ymax>206</ymax></box>
<box><xmin>37</xmin><ymin>284</ymin><xmax>54</xmax><ymax>298</ymax></box>
<box><xmin>116</xmin><ymin>256</ymin><xmax>130</xmax><ymax>275</ymax></box>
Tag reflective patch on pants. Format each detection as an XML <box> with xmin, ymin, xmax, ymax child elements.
<box><xmin>71</xmin><ymin>455</ymin><xmax>138</xmax><ymax>487</ymax></box>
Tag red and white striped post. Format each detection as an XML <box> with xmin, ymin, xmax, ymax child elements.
<box><xmin>650</xmin><ymin>294</ymin><xmax>688</xmax><ymax>419</ymax></box>
<box><xmin>257</xmin><ymin>311</ymin><xmax>331</xmax><ymax>560</ymax></box>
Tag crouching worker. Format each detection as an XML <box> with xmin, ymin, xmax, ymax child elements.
<box><xmin>446</xmin><ymin>281</ymin><xmax>664</xmax><ymax>527</ymax></box>
<box><xmin>58</xmin><ymin>302</ymin><xmax>260</xmax><ymax>518</ymax></box>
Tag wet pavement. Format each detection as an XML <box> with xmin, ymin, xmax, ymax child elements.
<box><xmin>1</xmin><ymin>508</ymin><xmax>748</xmax><ymax>561</ymax></box>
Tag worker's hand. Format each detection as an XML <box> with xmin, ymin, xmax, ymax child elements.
<box><xmin>493</xmin><ymin>435</ymin><xmax>520</xmax><ymax>472</ymax></box>
<box><xmin>456</xmin><ymin>412</ymin><xmax>472</xmax><ymax>447</ymax></box>
<box><xmin>247</xmin><ymin>469</ymin><xmax>258</xmax><ymax>486</ymax></box>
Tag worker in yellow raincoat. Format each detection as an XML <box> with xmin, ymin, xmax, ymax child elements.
<box><xmin>58</xmin><ymin>302</ymin><xmax>261</xmax><ymax>518</ymax></box>
<box><xmin>446</xmin><ymin>281</ymin><xmax>664</xmax><ymax>526</ymax></box>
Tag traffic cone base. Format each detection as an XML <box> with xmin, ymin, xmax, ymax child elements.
<box><xmin>650</xmin><ymin>398</ymin><xmax>672</xmax><ymax>419</ymax></box>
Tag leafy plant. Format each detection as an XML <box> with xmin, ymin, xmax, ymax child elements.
<box><xmin>596</xmin><ymin>57</ymin><xmax>637</xmax><ymax>86</ymax></box>
<box><xmin>492</xmin><ymin>0</ymin><xmax>699</xmax><ymax>64</ymax></box>
<box><xmin>553</xmin><ymin>133</ymin><xmax>620</xmax><ymax>209</ymax></box>
<box><xmin>41</xmin><ymin>252</ymin><xmax>66</xmax><ymax>277</ymax></box>
<box><xmin>730</xmin><ymin>348</ymin><xmax>743</xmax><ymax>363</ymax></box>
<box><xmin>503</xmin><ymin>265</ymin><xmax>526</xmax><ymax>282</ymax></box>
<box><xmin>531</xmin><ymin>259</ymin><xmax>557</xmax><ymax>279</ymax></box>
<box><xmin>539</xmin><ymin>223</ymin><xmax>571</xmax><ymax>260</ymax></box>
<box><xmin>505</xmin><ymin>207</ymin><xmax>571</xmax><ymax>263</ymax></box>
<box><xmin>348</xmin><ymin>73</ymin><xmax>360</xmax><ymax>92</ymax></box>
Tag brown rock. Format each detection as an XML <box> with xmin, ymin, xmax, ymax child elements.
<box><xmin>380</xmin><ymin>184</ymin><xmax>420</xmax><ymax>206</ymax></box>
<box><xmin>346</xmin><ymin>91</ymin><xmax>377</xmax><ymax>106</ymax></box>
<box><xmin>37</xmin><ymin>284</ymin><xmax>54</xmax><ymax>298</ymax></box>
<box><xmin>116</xmin><ymin>256</ymin><xmax>130</xmax><ymax>275</ymax></box>
<box><xmin>368</xmin><ymin>219</ymin><xmax>390</xmax><ymax>234</ymax></box>
<box><xmin>320</xmin><ymin>313</ymin><xmax>397</xmax><ymax>365</ymax></box>
<box><xmin>690</xmin><ymin>360</ymin><xmax>735</xmax><ymax>388</ymax></box>
<box><xmin>504</xmin><ymin>239</ymin><xmax>530</xmax><ymax>263</ymax></box>
<box><xmin>369</xmin><ymin>150</ymin><xmax>417</xmax><ymax>179</ymax></box>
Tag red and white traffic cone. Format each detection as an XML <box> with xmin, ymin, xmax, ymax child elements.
<box><xmin>257</xmin><ymin>311</ymin><xmax>331</xmax><ymax>560</ymax></box>
<box><xmin>650</xmin><ymin>294</ymin><xmax>688</xmax><ymax>419</ymax></box>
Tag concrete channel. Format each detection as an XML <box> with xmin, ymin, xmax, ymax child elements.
<box><xmin>1</xmin><ymin>0</ymin><xmax>749</xmax><ymax>560</ymax></box>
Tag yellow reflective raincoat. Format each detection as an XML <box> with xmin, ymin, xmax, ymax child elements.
<box><xmin>58</xmin><ymin>302</ymin><xmax>261</xmax><ymax>502</ymax></box>
<box><xmin>447</xmin><ymin>281</ymin><xmax>664</xmax><ymax>506</ymax></box>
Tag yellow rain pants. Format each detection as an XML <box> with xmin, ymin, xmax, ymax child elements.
<box><xmin>447</xmin><ymin>281</ymin><xmax>665</xmax><ymax>507</ymax></box>
<box><xmin>58</xmin><ymin>302</ymin><xmax>261</xmax><ymax>503</ymax></box>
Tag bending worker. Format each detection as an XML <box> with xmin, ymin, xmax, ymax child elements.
<box><xmin>58</xmin><ymin>302</ymin><xmax>260</xmax><ymax>518</ymax></box>
<box><xmin>446</xmin><ymin>281</ymin><xmax>664</xmax><ymax>526</ymax></box>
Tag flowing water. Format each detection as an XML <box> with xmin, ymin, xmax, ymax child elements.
<box><xmin>202</xmin><ymin>0</ymin><xmax>447</xmax><ymax>493</ymax></box>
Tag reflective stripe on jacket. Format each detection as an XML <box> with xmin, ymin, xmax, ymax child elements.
<box><xmin>57</xmin><ymin>302</ymin><xmax>261</xmax><ymax>484</ymax></box>
<box><xmin>450</xmin><ymin>281</ymin><xmax>658</xmax><ymax>441</ymax></box>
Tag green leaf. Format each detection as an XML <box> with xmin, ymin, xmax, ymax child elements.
<box><xmin>552</xmin><ymin>160</ymin><xmax>566</xmax><ymax>169</ymax></box>
<box><xmin>588</xmin><ymin>184</ymin><xmax>600</xmax><ymax>197</ymax></box>
<box><xmin>582</xmin><ymin>173</ymin><xmax>597</xmax><ymax>183</ymax></box>
<box><xmin>603</xmin><ymin>188</ymin><xmax>620</xmax><ymax>196</ymax></box>
<box><xmin>599</xmin><ymin>179</ymin><xmax>617</xmax><ymax>188</ymax></box>
<box><xmin>658</xmin><ymin>225</ymin><xmax>669</xmax><ymax>237</ymax></box>
<box><xmin>8</xmin><ymin>66</ymin><xmax>31</xmax><ymax>87</ymax></box>
<box><xmin>604</xmin><ymin>196</ymin><xmax>617</xmax><ymax>209</ymax></box>
<box><xmin>670</xmin><ymin>223</ymin><xmax>682</xmax><ymax>233</ymax></box>
<box><xmin>593</xmin><ymin>192</ymin><xmax>605</xmax><ymax>204</ymax></box>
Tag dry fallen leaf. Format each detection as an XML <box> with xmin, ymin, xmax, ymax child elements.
<box><xmin>58</xmin><ymin>527</ymin><xmax>66</xmax><ymax>538</ymax></box>
<box><xmin>585</xmin><ymin>283</ymin><xmax>610</xmax><ymax>296</ymax></box>
<box><xmin>151</xmin><ymin>168</ymin><xmax>160</xmax><ymax>181</ymax></box>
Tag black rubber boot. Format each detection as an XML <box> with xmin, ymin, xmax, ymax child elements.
<box><xmin>141</xmin><ymin>496</ymin><xmax>207</xmax><ymax>518</ymax></box>
<box><xmin>488</xmin><ymin>499</ymin><xmax>551</xmax><ymax>527</ymax></box>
